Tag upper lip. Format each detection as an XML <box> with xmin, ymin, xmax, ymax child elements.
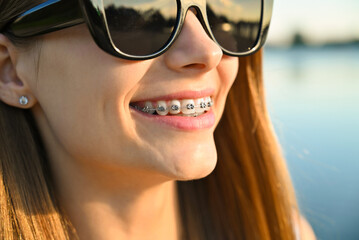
<box><xmin>130</xmin><ymin>88</ymin><xmax>215</xmax><ymax>103</ymax></box>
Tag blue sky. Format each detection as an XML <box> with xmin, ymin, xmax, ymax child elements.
<box><xmin>266</xmin><ymin>0</ymin><xmax>359</xmax><ymax>46</ymax></box>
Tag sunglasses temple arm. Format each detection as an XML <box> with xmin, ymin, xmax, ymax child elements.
<box><xmin>5</xmin><ymin>0</ymin><xmax>84</xmax><ymax>38</ymax></box>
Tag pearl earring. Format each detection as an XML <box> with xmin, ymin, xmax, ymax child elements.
<box><xmin>19</xmin><ymin>96</ymin><xmax>29</xmax><ymax>105</ymax></box>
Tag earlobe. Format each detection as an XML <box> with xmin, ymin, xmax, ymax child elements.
<box><xmin>0</xmin><ymin>34</ymin><xmax>36</xmax><ymax>109</ymax></box>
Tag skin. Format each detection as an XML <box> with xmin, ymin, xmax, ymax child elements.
<box><xmin>0</xmin><ymin>10</ymin><xmax>238</xmax><ymax>240</ymax></box>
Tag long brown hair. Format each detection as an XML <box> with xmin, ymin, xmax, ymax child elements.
<box><xmin>178</xmin><ymin>50</ymin><xmax>298</xmax><ymax>239</ymax></box>
<box><xmin>0</xmin><ymin>1</ymin><xmax>299</xmax><ymax>239</ymax></box>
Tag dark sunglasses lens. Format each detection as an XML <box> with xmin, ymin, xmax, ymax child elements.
<box><xmin>104</xmin><ymin>0</ymin><xmax>177</xmax><ymax>56</ymax></box>
<box><xmin>206</xmin><ymin>0</ymin><xmax>262</xmax><ymax>53</ymax></box>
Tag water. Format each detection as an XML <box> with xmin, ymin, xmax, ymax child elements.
<box><xmin>263</xmin><ymin>46</ymin><xmax>359</xmax><ymax>240</ymax></box>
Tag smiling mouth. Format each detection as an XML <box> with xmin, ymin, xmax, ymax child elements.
<box><xmin>129</xmin><ymin>96</ymin><xmax>213</xmax><ymax>117</ymax></box>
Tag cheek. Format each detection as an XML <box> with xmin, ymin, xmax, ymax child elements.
<box><xmin>32</xmin><ymin>36</ymin><xmax>154</xmax><ymax>164</ymax></box>
<box><xmin>219</xmin><ymin>56</ymin><xmax>239</xmax><ymax>91</ymax></box>
<box><xmin>213</xmin><ymin>56</ymin><xmax>238</xmax><ymax>123</ymax></box>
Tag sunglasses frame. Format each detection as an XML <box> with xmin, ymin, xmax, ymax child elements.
<box><xmin>3</xmin><ymin>0</ymin><xmax>273</xmax><ymax>60</ymax></box>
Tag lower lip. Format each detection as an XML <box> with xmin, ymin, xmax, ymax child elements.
<box><xmin>130</xmin><ymin>107</ymin><xmax>215</xmax><ymax>131</ymax></box>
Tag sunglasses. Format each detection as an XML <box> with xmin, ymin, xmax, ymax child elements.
<box><xmin>2</xmin><ymin>0</ymin><xmax>273</xmax><ymax>60</ymax></box>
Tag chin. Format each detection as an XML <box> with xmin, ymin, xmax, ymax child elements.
<box><xmin>165</xmin><ymin>141</ymin><xmax>218</xmax><ymax>181</ymax></box>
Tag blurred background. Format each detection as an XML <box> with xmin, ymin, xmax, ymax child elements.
<box><xmin>263</xmin><ymin>0</ymin><xmax>359</xmax><ymax>239</ymax></box>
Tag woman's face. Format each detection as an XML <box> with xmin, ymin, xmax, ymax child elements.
<box><xmin>19</xmin><ymin>10</ymin><xmax>238</xmax><ymax>180</ymax></box>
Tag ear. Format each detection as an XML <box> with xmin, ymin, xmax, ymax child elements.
<box><xmin>0</xmin><ymin>34</ymin><xmax>37</xmax><ymax>109</ymax></box>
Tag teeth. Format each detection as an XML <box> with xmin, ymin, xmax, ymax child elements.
<box><xmin>204</xmin><ymin>97</ymin><xmax>211</xmax><ymax>111</ymax></box>
<box><xmin>156</xmin><ymin>101</ymin><xmax>169</xmax><ymax>116</ymax></box>
<box><xmin>169</xmin><ymin>100</ymin><xmax>181</xmax><ymax>114</ymax></box>
<box><xmin>144</xmin><ymin>101</ymin><xmax>155</xmax><ymax>114</ymax></box>
<box><xmin>181</xmin><ymin>99</ymin><xmax>196</xmax><ymax>115</ymax></box>
<box><xmin>194</xmin><ymin>98</ymin><xmax>206</xmax><ymax>114</ymax></box>
<box><xmin>131</xmin><ymin>96</ymin><xmax>213</xmax><ymax>116</ymax></box>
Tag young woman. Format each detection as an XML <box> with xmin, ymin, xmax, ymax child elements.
<box><xmin>0</xmin><ymin>0</ymin><xmax>315</xmax><ymax>239</ymax></box>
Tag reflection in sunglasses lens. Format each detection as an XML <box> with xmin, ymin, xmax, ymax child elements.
<box><xmin>104</xmin><ymin>0</ymin><xmax>177</xmax><ymax>56</ymax></box>
<box><xmin>206</xmin><ymin>0</ymin><xmax>262</xmax><ymax>52</ymax></box>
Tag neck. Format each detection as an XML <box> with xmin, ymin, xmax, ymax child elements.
<box><xmin>50</xmin><ymin>156</ymin><xmax>182</xmax><ymax>240</ymax></box>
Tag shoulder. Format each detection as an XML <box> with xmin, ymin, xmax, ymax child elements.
<box><xmin>293</xmin><ymin>211</ymin><xmax>317</xmax><ymax>240</ymax></box>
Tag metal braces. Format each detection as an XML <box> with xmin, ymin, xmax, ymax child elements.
<box><xmin>133</xmin><ymin>100</ymin><xmax>214</xmax><ymax>114</ymax></box>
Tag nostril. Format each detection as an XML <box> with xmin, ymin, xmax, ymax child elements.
<box><xmin>189</xmin><ymin>7</ymin><xmax>198</xmax><ymax>16</ymax></box>
<box><xmin>183</xmin><ymin>63</ymin><xmax>206</xmax><ymax>69</ymax></box>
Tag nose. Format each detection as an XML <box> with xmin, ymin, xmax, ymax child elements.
<box><xmin>163</xmin><ymin>9</ymin><xmax>223</xmax><ymax>73</ymax></box>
